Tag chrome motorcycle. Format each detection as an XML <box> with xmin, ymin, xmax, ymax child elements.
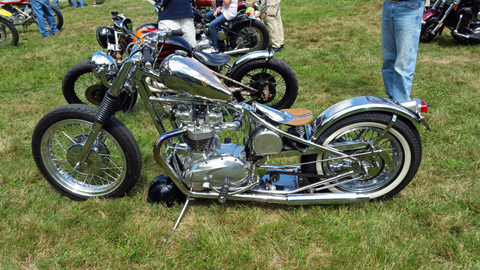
<box><xmin>32</xmin><ymin>22</ymin><xmax>430</xmax><ymax>213</ymax></box>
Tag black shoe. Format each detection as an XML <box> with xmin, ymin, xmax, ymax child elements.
<box><xmin>272</xmin><ymin>46</ymin><xmax>282</xmax><ymax>52</ymax></box>
<box><xmin>280</xmin><ymin>44</ymin><xmax>284</xmax><ymax>49</ymax></box>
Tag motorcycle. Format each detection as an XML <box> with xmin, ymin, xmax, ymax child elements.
<box><xmin>0</xmin><ymin>13</ymin><xmax>18</xmax><ymax>46</ymax></box>
<box><xmin>421</xmin><ymin>0</ymin><xmax>480</xmax><ymax>42</ymax></box>
<box><xmin>191</xmin><ymin>0</ymin><xmax>256</xmax><ymax>17</ymax></box>
<box><xmin>0</xmin><ymin>0</ymin><xmax>63</xmax><ymax>33</ymax></box>
<box><xmin>32</xmin><ymin>20</ymin><xmax>431</xmax><ymax>216</ymax></box>
<box><xmin>62</xmin><ymin>12</ymin><xmax>297</xmax><ymax>111</ymax></box>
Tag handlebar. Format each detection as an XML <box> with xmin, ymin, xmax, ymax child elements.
<box><xmin>170</xmin><ymin>29</ymin><xmax>184</xmax><ymax>37</ymax></box>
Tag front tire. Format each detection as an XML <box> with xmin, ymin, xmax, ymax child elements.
<box><xmin>420</xmin><ymin>18</ymin><xmax>439</xmax><ymax>43</ymax></box>
<box><xmin>32</xmin><ymin>104</ymin><xmax>142</xmax><ymax>200</ymax></box>
<box><xmin>228</xmin><ymin>57</ymin><xmax>298</xmax><ymax>109</ymax></box>
<box><xmin>0</xmin><ymin>17</ymin><xmax>19</xmax><ymax>46</ymax></box>
<box><xmin>301</xmin><ymin>113</ymin><xmax>422</xmax><ymax>200</ymax></box>
<box><xmin>62</xmin><ymin>61</ymin><xmax>137</xmax><ymax>111</ymax></box>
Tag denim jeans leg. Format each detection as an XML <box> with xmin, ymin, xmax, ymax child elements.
<box><xmin>381</xmin><ymin>0</ymin><xmax>424</xmax><ymax>102</ymax></box>
<box><xmin>207</xmin><ymin>13</ymin><xmax>227</xmax><ymax>49</ymax></box>
<box><xmin>30</xmin><ymin>0</ymin><xmax>50</xmax><ymax>37</ymax></box>
<box><xmin>72</xmin><ymin>0</ymin><xmax>78</xmax><ymax>8</ymax></box>
<box><xmin>79</xmin><ymin>0</ymin><xmax>85</xmax><ymax>8</ymax></box>
<box><xmin>52</xmin><ymin>0</ymin><xmax>59</xmax><ymax>8</ymax></box>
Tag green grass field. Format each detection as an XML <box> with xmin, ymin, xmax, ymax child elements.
<box><xmin>1</xmin><ymin>0</ymin><xmax>480</xmax><ymax>268</ymax></box>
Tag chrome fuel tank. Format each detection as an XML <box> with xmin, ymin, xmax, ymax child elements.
<box><xmin>159</xmin><ymin>54</ymin><xmax>232</xmax><ymax>101</ymax></box>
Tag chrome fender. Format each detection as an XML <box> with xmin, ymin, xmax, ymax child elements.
<box><xmin>311</xmin><ymin>96</ymin><xmax>429</xmax><ymax>141</ymax></box>
<box><xmin>229</xmin><ymin>50</ymin><xmax>274</xmax><ymax>74</ymax></box>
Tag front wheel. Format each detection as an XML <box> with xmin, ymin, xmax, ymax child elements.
<box><xmin>228</xmin><ymin>57</ymin><xmax>298</xmax><ymax>109</ymax></box>
<box><xmin>0</xmin><ymin>17</ymin><xmax>19</xmax><ymax>46</ymax></box>
<box><xmin>62</xmin><ymin>60</ymin><xmax>137</xmax><ymax>111</ymax></box>
<box><xmin>301</xmin><ymin>113</ymin><xmax>422</xmax><ymax>200</ymax></box>
<box><xmin>32</xmin><ymin>104</ymin><xmax>142</xmax><ymax>200</ymax></box>
<box><xmin>420</xmin><ymin>18</ymin><xmax>439</xmax><ymax>43</ymax></box>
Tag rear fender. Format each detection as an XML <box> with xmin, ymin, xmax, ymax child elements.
<box><xmin>311</xmin><ymin>96</ymin><xmax>429</xmax><ymax>142</ymax></box>
<box><xmin>229</xmin><ymin>50</ymin><xmax>273</xmax><ymax>74</ymax></box>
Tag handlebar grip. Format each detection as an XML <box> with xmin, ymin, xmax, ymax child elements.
<box><xmin>142</xmin><ymin>46</ymin><xmax>153</xmax><ymax>68</ymax></box>
<box><xmin>171</xmin><ymin>29</ymin><xmax>184</xmax><ymax>37</ymax></box>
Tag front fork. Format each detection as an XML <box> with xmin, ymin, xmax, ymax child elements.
<box><xmin>74</xmin><ymin>61</ymin><xmax>133</xmax><ymax>168</ymax></box>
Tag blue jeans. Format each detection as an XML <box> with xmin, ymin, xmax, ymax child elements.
<box><xmin>381</xmin><ymin>0</ymin><xmax>424</xmax><ymax>102</ymax></box>
<box><xmin>71</xmin><ymin>0</ymin><xmax>85</xmax><ymax>8</ymax></box>
<box><xmin>52</xmin><ymin>0</ymin><xmax>59</xmax><ymax>8</ymax></box>
<box><xmin>205</xmin><ymin>11</ymin><xmax>228</xmax><ymax>49</ymax></box>
<box><xmin>30</xmin><ymin>0</ymin><xmax>59</xmax><ymax>37</ymax></box>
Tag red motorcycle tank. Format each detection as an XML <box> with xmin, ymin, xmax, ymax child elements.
<box><xmin>196</xmin><ymin>0</ymin><xmax>214</xmax><ymax>6</ymax></box>
<box><xmin>134</xmin><ymin>25</ymin><xmax>192</xmax><ymax>62</ymax></box>
<box><xmin>159</xmin><ymin>54</ymin><xmax>232</xmax><ymax>100</ymax></box>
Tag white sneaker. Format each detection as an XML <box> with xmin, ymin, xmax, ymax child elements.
<box><xmin>203</xmin><ymin>47</ymin><xmax>218</xmax><ymax>54</ymax></box>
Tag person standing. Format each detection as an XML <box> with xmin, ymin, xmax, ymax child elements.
<box><xmin>204</xmin><ymin>0</ymin><xmax>238</xmax><ymax>54</ymax></box>
<box><xmin>51</xmin><ymin>0</ymin><xmax>59</xmax><ymax>9</ymax></box>
<box><xmin>71</xmin><ymin>0</ymin><xmax>85</xmax><ymax>8</ymax></box>
<box><xmin>155</xmin><ymin>0</ymin><xmax>196</xmax><ymax>48</ymax></box>
<box><xmin>260</xmin><ymin>0</ymin><xmax>284</xmax><ymax>52</ymax></box>
<box><xmin>381</xmin><ymin>0</ymin><xmax>424</xmax><ymax>102</ymax></box>
<box><xmin>30</xmin><ymin>0</ymin><xmax>59</xmax><ymax>38</ymax></box>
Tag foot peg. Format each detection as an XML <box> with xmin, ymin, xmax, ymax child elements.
<box><xmin>218</xmin><ymin>185</ymin><xmax>230</xmax><ymax>203</ymax></box>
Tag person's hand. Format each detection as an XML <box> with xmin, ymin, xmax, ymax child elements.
<box><xmin>214</xmin><ymin>6</ymin><xmax>221</xmax><ymax>16</ymax></box>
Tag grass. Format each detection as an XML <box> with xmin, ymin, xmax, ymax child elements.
<box><xmin>1</xmin><ymin>0</ymin><xmax>480</xmax><ymax>268</ymax></box>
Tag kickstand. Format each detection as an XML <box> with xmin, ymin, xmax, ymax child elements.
<box><xmin>164</xmin><ymin>196</ymin><xmax>191</xmax><ymax>242</ymax></box>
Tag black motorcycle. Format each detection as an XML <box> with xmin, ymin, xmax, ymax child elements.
<box><xmin>62</xmin><ymin>12</ymin><xmax>297</xmax><ymax>111</ymax></box>
<box><xmin>421</xmin><ymin>0</ymin><xmax>480</xmax><ymax>42</ymax></box>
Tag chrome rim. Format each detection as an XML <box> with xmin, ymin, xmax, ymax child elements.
<box><xmin>0</xmin><ymin>22</ymin><xmax>14</xmax><ymax>46</ymax></box>
<box><xmin>41</xmin><ymin>119</ymin><xmax>127</xmax><ymax>197</ymax></box>
<box><xmin>318</xmin><ymin>122</ymin><xmax>410</xmax><ymax>195</ymax></box>
<box><xmin>237</xmin><ymin>68</ymin><xmax>286</xmax><ymax>106</ymax></box>
<box><xmin>73</xmin><ymin>70</ymin><xmax>108</xmax><ymax>106</ymax></box>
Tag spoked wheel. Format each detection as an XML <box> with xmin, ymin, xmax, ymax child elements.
<box><xmin>32</xmin><ymin>104</ymin><xmax>142</xmax><ymax>200</ymax></box>
<box><xmin>62</xmin><ymin>60</ymin><xmax>137</xmax><ymax>111</ymax></box>
<box><xmin>228</xmin><ymin>57</ymin><xmax>298</xmax><ymax>109</ymax></box>
<box><xmin>232</xmin><ymin>20</ymin><xmax>269</xmax><ymax>51</ymax></box>
<box><xmin>301</xmin><ymin>113</ymin><xmax>422</xmax><ymax>200</ymax></box>
<box><xmin>0</xmin><ymin>17</ymin><xmax>19</xmax><ymax>46</ymax></box>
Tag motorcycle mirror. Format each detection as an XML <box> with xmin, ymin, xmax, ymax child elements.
<box><xmin>114</xmin><ymin>18</ymin><xmax>133</xmax><ymax>35</ymax></box>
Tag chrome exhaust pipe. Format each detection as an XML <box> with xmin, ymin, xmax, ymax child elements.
<box><xmin>154</xmin><ymin>129</ymin><xmax>370</xmax><ymax>205</ymax></box>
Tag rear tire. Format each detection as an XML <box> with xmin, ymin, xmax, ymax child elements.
<box><xmin>62</xmin><ymin>61</ymin><xmax>137</xmax><ymax>111</ymax></box>
<box><xmin>231</xmin><ymin>20</ymin><xmax>269</xmax><ymax>51</ymax></box>
<box><xmin>32</xmin><ymin>104</ymin><xmax>142</xmax><ymax>200</ymax></box>
<box><xmin>50</xmin><ymin>6</ymin><xmax>64</xmax><ymax>31</ymax></box>
<box><xmin>229</xmin><ymin>57</ymin><xmax>298</xmax><ymax>109</ymax></box>
<box><xmin>301</xmin><ymin>113</ymin><xmax>422</xmax><ymax>200</ymax></box>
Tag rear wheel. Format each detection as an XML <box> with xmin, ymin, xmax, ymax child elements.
<box><xmin>0</xmin><ymin>17</ymin><xmax>19</xmax><ymax>46</ymax></box>
<box><xmin>62</xmin><ymin>61</ymin><xmax>137</xmax><ymax>111</ymax></box>
<box><xmin>301</xmin><ymin>113</ymin><xmax>422</xmax><ymax>200</ymax></box>
<box><xmin>50</xmin><ymin>6</ymin><xmax>64</xmax><ymax>30</ymax></box>
<box><xmin>32</xmin><ymin>104</ymin><xmax>142</xmax><ymax>200</ymax></box>
<box><xmin>231</xmin><ymin>20</ymin><xmax>269</xmax><ymax>51</ymax></box>
<box><xmin>228</xmin><ymin>57</ymin><xmax>298</xmax><ymax>109</ymax></box>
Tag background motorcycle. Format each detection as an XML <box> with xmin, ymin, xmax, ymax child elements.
<box><xmin>31</xmin><ymin>27</ymin><xmax>430</xmax><ymax>213</ymax></box>
<box><xmin>421</xmin><ymin>0</ymin><xmax>480</xmax><ymax>42</ymax></box>
<box><xmin>0</xmin><ymin>13</ymin><xmax>18</xmax><ymax>46</ymax></box>
<box><xmin>191</xmin><ymin>0</ymin><xmax>253</xmax><ymax>15</ymax></box>
<box><xmin>0</xmin><ymin>0</ymin><xmax>63</xmax><ymax>33</ymax></box>
<box><xmin>62</xmin><ymin>12</ymin><xmax>297</xmax><ymax>111</ymax></box>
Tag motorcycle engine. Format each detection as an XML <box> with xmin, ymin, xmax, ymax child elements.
<box><xmin>4</xmin><ymin>7</ymin><xmax>28</xmax><ymax>25</ymax></box>
<box><xmin>173</xmin><ymin>103</ymin><xmax>251</xmax><ymax>191</ymax></box>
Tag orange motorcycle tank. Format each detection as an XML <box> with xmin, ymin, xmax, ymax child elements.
<box><xmin>159</xmin><ymin>54</ymin><xmax>232</xmax><ymax>101</ymax></box>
